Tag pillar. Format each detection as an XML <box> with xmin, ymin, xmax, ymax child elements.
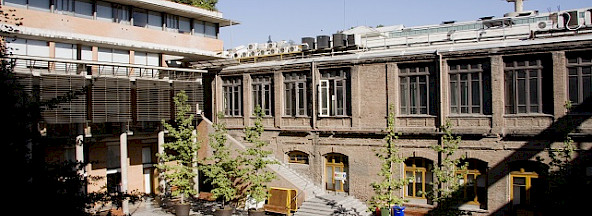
<box><xmin>158</xmin><ymin>130</ymin><xmax>165</xmax><ymax>195</ymax></box>
<box><xmin>120</xmin><ymin>132</ymin><xmax>129</xmax><ymax>215</ymax></box>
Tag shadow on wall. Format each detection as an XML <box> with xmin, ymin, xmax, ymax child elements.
<box><xmin>427</xmin><ymin>96</ymin><xmax>592</xmax><ymax>216</ymax></box>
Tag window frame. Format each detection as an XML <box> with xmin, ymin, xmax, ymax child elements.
<box><xmin>222</xmin><ymin>77</ymin><xmax>242</xmax><ymax>117</ymax></box>
<box><xmin>399</xmin><ymin>64</ymin><xmax>436</xmax><ymax>115</ymax></box>
<box><xmin>251</xmin><ymin>75</ymin><xmax>273</xmax><ymax>116</ymax></box>
<box><xmin>404</xmin><ymin>158</ymin><xmax>433</xmax><ymax>199</ymax></box>
<box><xmin>287</xmin><ymin>151</ymin><xmax>309</xmax><ymax>164</ymax></box>
<box><xmin>449</xmin><ymin>61</ymin><xmax>490</xmax><ymax>115</ymax></box>
<box><xmin>284</xmin><ymin>72</ymin><xmax>308</xmax><ymax>117</ymax></box>
<box><xmin>318</xmin><ymin>69</ymin><xmax>349</xmax><ymax>117</ymax></box>
<box><xmin>504</xmin><ymin>58</ymin><xmax>544</xmax><ymax>114</ymax></box>
<box><xmin>566</xmin><ymin>54</ymin><xmax>592</xmax><ymax>109</ymax></box>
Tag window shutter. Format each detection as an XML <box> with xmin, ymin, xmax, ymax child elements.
<box><xmin>41</xmin><ymin>75</ymin><xmax>87</xmax><ymax>124</ymax></box>
<box><xmin>136</xmin><ymin>79</ymin><xmax>170</xmax><ymax>122</ymax></box>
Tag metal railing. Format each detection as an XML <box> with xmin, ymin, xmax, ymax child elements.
<box><xmin>6</xmin><ymin>55</ymin><xmax>206</xmax><ymax>81</ymax></box>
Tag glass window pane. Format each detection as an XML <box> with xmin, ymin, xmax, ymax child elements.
<box><xmin>569</xmin><ymin>75</ymin><xmax>579</xmax><ymax>103</ymax></box>
<box><xmin>74</xmin><ymin>0</ymin><xmax>93</xmax><ymax>18</ymax></box>
<box><xmin>147</xmin><ymin>11</ymin><xmax>162</xmax><ymax>30</ymax></box>
<box><xmin>193</xmin><ymin>20</ymin><xmax>205</xmax><ymax>35</ymax></box>
<box><xmin>96</xmin><ymin>2</ymin><xmax>113</xmax><ymax>22</ymax></box>
<box><xmin>133</xmin><ymin>9</ymin><xmax>148</xmax><ymax>27</ymax></box>
<box><xmin>29</xmin><ymin>0</ymin><xmax>50</xmax><ymax>11</ymax></box>
<box><xmin>205</xmin><ymin>22</ymin><xmax>217</xmax><ymax>38</ymax></box>
<box><xmin>4</xmin><ymin>0</ymin><xmax>27</xmax><ymax>8</ymax></box>
<box><xmin>179</xmin><ymin>17</ymin><xmax>191</xmax><ymax>34</ymax></box>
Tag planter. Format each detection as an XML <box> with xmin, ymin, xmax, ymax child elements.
<box><xmin>175</xmin><ymin>203</ymin><xmax>191</xmax><ymax>216</ymax></box>
<box><xmin>214</xmin><ymin>207</ymin><xmax>234</xmax><ymax>216</ymax></box>
<box><xmin>248</xmin><ymin>209</ymin><xmax>266</xmax><ymax>216</ymax></box>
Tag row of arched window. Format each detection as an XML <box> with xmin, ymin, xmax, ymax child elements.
<box><xmin>286</xmin><ymin>150</ymin><xmax>548</xmax><ymax>210</ymax></box>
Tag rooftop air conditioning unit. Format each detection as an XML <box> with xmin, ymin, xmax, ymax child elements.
<box><xmin>248</xmin><ymin>43</ymin><xmax>258</xmax><ymax>50</ymax></box>
<box><xmin>267</xmin><ymin>48</ymin><xmax>279</xmax><ymax>55</ymax></box>
<box><xmin>531</xmin><ymin>20</ymin><xmax>554</xmax><ymax>31</ymax></box>
<box><xmin>302</xmin><ymin>37</ymin><xmax>315</xmax><ymax>50</ymax></box>
<box><xmin>277</xmin><ymin>40</ymin><xmax>289</xmax><ymax>48</ymax></box>
<box><xmin>267</xmin><ymin>42</ymin><xmax>278</xmax><ymax>49</ymax></box>
<box><xmin>562</xmin><ymin>10</ymin><xmax>584</xmax><ymax>30</ymax></box>
<box><xmin>316</xmin><ymin>35</ymin><xmax>330</xmax><ymax>49</ymax></box>
<box><xmin>290</xmin><ymin>45</ymin><xmax>302</xmax><ymax>52</ymax></box>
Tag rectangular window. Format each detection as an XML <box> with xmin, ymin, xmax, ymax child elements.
<box><xmin>165</xmin><ymin>14</ymin><xmax>179</xmax><ymax>32</ymax></box>
<box><xmin>147</xmin><ymin>11</ymin><xmax>163</xmax><ymax>30</ymax></box>
<box><xmin>29</xmin><ymin>0</ymin><xmax>50</xmax><ymax>11</ymax></box>
<box><xmin>96</xmin><ymin>1</ymin><xmax>113</xmax><ymax>22</ymax></box>
<box><xmin>54</xmin><ymin>43</ymin><xmax>76</xmax><ymax>73</ymax></box>
<box><xmin>504</xmin><ymin>57</ymin><xmax>550</xmax><ymax>114</ymax></box>
<box><xmin>4</xmin><ymin>0</ymin><xmax>27</xmax><ymax>8</ymax></box>
<box><xmin>318</xmin><ymin>69</ymin><xmax>349</xmax><ymax>117</ymax></box>
<box><xmin>113</xmin><ymin>4</ymin><xmax>130</xmax><ymax>24</ymax></box>
<box><xmin>193</xmin><ymin>20</ymin><xmax>205</xmax><ymax>36</ymax></box>
<box><xmin>179</xmin><ymin>16</ymin><xmax>191</xmax><ymax>34</ymax></box>
<box><xmin>399</xmin><ymin>64</ymin><xmax>436</xmax><ymax>115</ymax></box>
<box><xmin>132</xmin><ymin>8</ymin><xmax>148</xmax><ymax>27</ymax></box>
<box><xmin>284</xmin><ymin>72</ymin><xmax>308</xmax><ymax>116</ymax></box>
<box><xmin>252</xmin><ymin>75</ymin><xmax>273</xmax><ymax>116</ymax></box>
<box><xmin>449</xmin><ymin>61</ymin><xmax>491</xmax><ymax>115</ymax></box>
<box><xmin>222</xmin><ymin>77</ymin><xmax>242</xmax><ymax>117</ymax></box>
<box><xmin>566</xmin><ymin>53</ymin><xmax>592</xmax><ymax>110</ymax></box>
<box><xmin>205</xmin><ymin>22</ymin><xmax>218</xmax><ymax>38</ymax></box>
<box><xmin>73</xmin><ymin>0</ymin><xmax>93</xmax><ymax>18</ymax></box>
<box><xmin>54</xmin><ymin>0</ymin><xmax>74</xmax><ymax>14</ymax></box>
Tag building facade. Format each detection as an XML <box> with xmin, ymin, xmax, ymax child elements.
<box><xmin>207</xmin><ymin>7</ymin><xmax>592</xmax><ymax>215</ymax></box>
<box><xmin>2</xmin><ymin>0</ymin><xmax>234</xmax><ymax>207</ymax></box>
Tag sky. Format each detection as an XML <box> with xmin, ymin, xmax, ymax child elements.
<box><xmin>217</xmin><ymin>0</ymin><xmax>591</xmax><ymax>50</ymax></box>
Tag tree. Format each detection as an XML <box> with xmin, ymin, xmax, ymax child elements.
<box><xmin>157</xmin><ymin>91</ymin><xmax>200</xmax><ymax>204</ymax></box>
<box><xmin>428</xmin><ymin>119</ymin><xmax>468</xmax><ymax>216</ymax></box>
<box><xmin>239</xmin><ymin>105</ymin><xmax>277</xmax><ymax>208</ymax></box>
<box><xmin>368</xmin><ymin>104</ymin><xmax>408</xmax><ymax>211</ymax></box>
<box><xmin>201</xmin><ymin>112</ymin><xmax>240</xmax><ymax>207</ymax></box>
<box><xmin>171</xmin><ymin>0</ymin><xmax>218</xmax><ymax>11</ymax></box>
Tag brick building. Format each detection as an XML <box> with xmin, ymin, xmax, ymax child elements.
<box><xmin>201</xmin><ymin>6</ymin><xmax>592</xmax><ymax>215</ymax></box>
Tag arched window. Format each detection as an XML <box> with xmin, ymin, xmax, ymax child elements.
<box><xmin>287</xmin><ymin>151</ymin><xmax>309</xmax><ymax>164</ymax></box>
<box><xmin>457</xmin><ymin>159</ymin><xmax>488</xmax><ymax>209</ymax></box>
<box><xmin>404</xmin><ymin>157</ymin><xmax>433</xmax><ymax>199</ymax></box>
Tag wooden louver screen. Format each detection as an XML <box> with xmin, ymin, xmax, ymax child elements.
<box><xmin>92</xmin><ymin>77</ymin><xmax>131</xmax><ymax>123</ymax></box>
<box><xmin>173</xmin><ymin>80</ymin><xmax>204</xmax><ymax>116</ymax></box>
<box><xmin>136</xmin><ymin>79</ymin><xmax>170</xmax><ymax>122</ymax></box>
<box><xmin>40</xmin><ymin>74</ymin><xmax>87</xmax><ymax>124</ymax></box>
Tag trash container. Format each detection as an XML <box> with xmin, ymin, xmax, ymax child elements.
<box><xmin>392</xmin><ymin>206</ymin><xmax>405</xmax><ymax>216</ymax></box>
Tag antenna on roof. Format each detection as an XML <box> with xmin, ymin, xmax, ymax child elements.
<box><xmin>267</xmin><ymin>35</ymin><xmax>272</xmax><ymax>43</ymax></box>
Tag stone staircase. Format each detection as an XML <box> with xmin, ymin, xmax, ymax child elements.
<box><xmin>294</xmin><ymin>193</ymin><xmax>372</xmax><ymax>216</ymax></box>
<box><xmin>204</xmin><ymin>118</ymin><xmax>370</xmax><ymax>216</ymax></box>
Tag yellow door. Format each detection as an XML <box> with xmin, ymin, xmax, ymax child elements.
<box><xmin>325</xmin><ymin>154</ymin><xmax>347</xmax><ymax>192</ymax></box>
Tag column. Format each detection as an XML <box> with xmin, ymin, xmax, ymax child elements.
<box><xmin>552</xmin><ymin>51</ymin><xmax>567</xmax><ymax>119</ymax></box>
<box><xmin>490</xmin><ymin>55</ymin><xmax>505</xmax><ymax>135</ymax></box>
<box><xmin>158</xmin><ymin>130</ymin><xmax>165</xmax><ymax>195</ymax></box>
<box><xmin>243</xmin><ymin>73</ymin><xmax>251</xmax><ymax>127</ymax></box>
<box><xmin>192</xmin><ymin>129</ymin><xmax>199</xmax><ymax>194</ymax></box>
<box><xmin>350</xmin><ymin>65</ymin><xmax>360</xmax><ymax>128</ymax></box>
<box><xmin>273</xmin><ymin>71</ymin><xmax>283</xmax><ymax>128</ymax></box>
<box><xmin>120</xmin><ymin>131</ymin><xmax>129</xmax><ymax>215</ymax></box>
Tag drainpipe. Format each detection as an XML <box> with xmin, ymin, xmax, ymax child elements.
<box><xmin>436</xmin><ymin>50</ymin><xmax>445</xmax><ymax>201</ymax></box>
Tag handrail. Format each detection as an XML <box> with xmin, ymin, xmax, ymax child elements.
<box><xmin>5</xmin><ymin>54</ymin><xmax>207</xmax><ymax>73</ymax></box>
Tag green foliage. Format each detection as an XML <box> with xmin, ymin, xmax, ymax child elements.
<box><xmin>239</xmin><ymin>105</ymin><xmax>278</xmax><ymax>205</ymax></box>
<box><xmin>157</xmin><ymin>91</ymin><xmax>200</xmax><ymax>204</ymax></box>
<box><xmin>171</xmin><ymin>0</ymin><xmax>218</xmax><ymax>11</ymax></box>
<box><xmin>368</xmin><ymin>104</ymin><xmax>408</xmax><ymax>210</ymax></box>
<box><xmin>429</xmin><ymin>119</ymin><xmax>468</xmax><ymax>215</ymax></box>
<box><xmin>201</xmin><ymin>112</ymin><xmax>240</xmax><ymax>207</ymax></box>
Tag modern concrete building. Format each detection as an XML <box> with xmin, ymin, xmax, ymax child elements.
<box><xmin>200</xmin><ymin>6</ymin><xmax>592</xmax><ymax>216</ymax></box>
<box><xmin>1</xmin><ymin>0</ymin><xmax>235</xmax><ymax>213</ymax></box>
